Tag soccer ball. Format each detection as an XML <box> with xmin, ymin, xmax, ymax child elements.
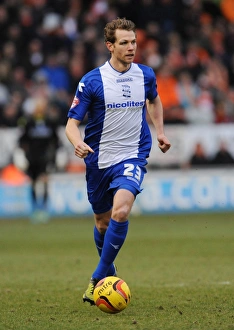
<box><xmin>93</xmin><ymin>276</ymin><xmax>131</xmax><ymax>314</ymax></box>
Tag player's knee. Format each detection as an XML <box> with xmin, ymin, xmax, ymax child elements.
<box><xmin>112</xmin><ymin>206</ymin><xmax>129</xmax><ymax>222</ymax></box>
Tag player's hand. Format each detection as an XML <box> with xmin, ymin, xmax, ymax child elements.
<box><xmin>75</xmin><ymin>142</ymin><xmax>94</xmax><ymax>158</ymax></box>
<box><xmin>157</xmin><ymin>134</ymin><xmax>171</xmax><ymax>153</ymax></box>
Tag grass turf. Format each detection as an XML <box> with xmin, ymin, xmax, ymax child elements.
<box><xmin>0</xmin><ymin>213</ymin><xmax>234</xmax><ymax>330</ymax></box>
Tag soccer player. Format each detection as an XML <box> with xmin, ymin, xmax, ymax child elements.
<box><xmin>65</xmin><ymin>18</ymin><xmax>171</xmax><ymax>305</ymax></box>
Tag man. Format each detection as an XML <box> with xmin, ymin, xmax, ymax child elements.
<box><xmin>65</xmin><ymin>18</ymin><xmax>171</xmax><ymax>305</ymax></box>
<box><xmin>19</xmin><ymin>97</ymin><xmax>60</xmax><ymax>221</ymax></box>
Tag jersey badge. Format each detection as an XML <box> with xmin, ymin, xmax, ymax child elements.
<box><xmin>71</xmin><ymin>96</ymin><xmax>80</xmax><ymax>108</ymax></box>
<box><xmin>122</xmin><ymin>84</ymin><xmax>131</xmax><ymax>98</ymax></box>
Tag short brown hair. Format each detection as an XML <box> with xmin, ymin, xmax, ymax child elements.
<box><xmin>104</xmin><ymin>18</ymin><xmax>136</xmax><ymax>43</ymax></box>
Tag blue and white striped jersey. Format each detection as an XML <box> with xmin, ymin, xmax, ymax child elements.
<box><xmin>68</xmin><ymin>61</ymin><xmax>158</xmax><ymax>169</ymax></box>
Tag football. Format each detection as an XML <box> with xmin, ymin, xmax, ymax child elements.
<box><xmin>93</xmin><ymin>276</ymin><xmax>131</xmax><ymax>314</ymax></box>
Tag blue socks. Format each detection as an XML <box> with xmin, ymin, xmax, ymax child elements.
<box><xmin>94</xmin><ymin>226</ymin><xmax>104</xmax><ymax>257</ymax></box>
<box><xmin>94</xmin><ymin>225</ymin><xmax>116</xmax><ymax>276</ymax></box>
<box><xmin>92</xmin><ymin>219</ymin><xmax>129</xmax><ymax>280</ymax></box>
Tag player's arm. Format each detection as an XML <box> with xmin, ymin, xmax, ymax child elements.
<box><xmin>146</xmin><ymin>95</ymin><xmax>171</xmax><ymax>153</ymax></box>
<box><xmin>65</xmin><ymin>118</ymin><xmax>94</xmax><ymax>159</ymax></box>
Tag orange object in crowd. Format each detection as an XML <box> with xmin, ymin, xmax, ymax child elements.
<box><xmin>0</xmin><ymin>164</ymin><xmax>29</xmax><ymax>185</ymax></box>
<box><xmin>156</xmin><ymin>75</ymin><xmax>180</xmax><ymax>109</ymax></box>
<box><xmin>220</xmin><ymin>0</ymin><xmax>234</xmax><ymax>22</ymax></box>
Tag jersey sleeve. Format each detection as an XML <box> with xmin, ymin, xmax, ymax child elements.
<box><xmin>67</xmin><ymin>74</ymin><xmax>93</xmax><ymax>122</ymax></box>
<box><xmin>147</xmin><ymin>67</ymin><xmax>158</xmax><ymax>101</ymax></box>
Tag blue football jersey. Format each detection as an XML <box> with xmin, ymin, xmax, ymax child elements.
<box><xmin>68</xmin><ymin>61</ymin><xmax>158</xmax><ymax>169</ymax></box>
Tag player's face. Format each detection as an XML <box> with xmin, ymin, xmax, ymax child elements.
<box><xmin>107</xmin><ymin>29</ymin><xmax>137</xmax><ymax>69</ymax></box>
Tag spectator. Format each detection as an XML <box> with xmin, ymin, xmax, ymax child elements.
<box><xmin>156</xmin><ymin>62</ymin><xmax>180</xmax><ymax>110</ymax></box>
<box><xmin>211</xmin><ymin>141</ymin><xmax>234</xmax><ymax>166</ymax></box>
<box><xmin>23</xmin><ymin>38</ymin><xmax>44</xmax><ymax>78</ymax></box>
<box><xmin>0</xmin><ymin>102</ymin><xmax>22</xmax><ymax>127</ymax></box>
<box><xmin>142</xmin><ymin>39</ymin><xmax>163</xmax><ymax>71</ymax></box>
<box><xmin>214</xmin><ymin>100</ymin><xmax>232</xmax><ymax>123</ymax></box>
<box><xmin>188</xmin><ymin>142</ymin><xmax>211</xmax><ymax>167</ymax></box>
<box><xmin>156</xmin><ymin>62</ymin><xmax>187</xmax><ymax>124</ymax></box>
<box><xmin>191</xmin><ymin>74</ymin><xmax>215</xmax><ymax>124</ymax></box>
<box><xmin>37</xmin><ymin>52</ymin><xmax>71</xmax><ymax>94</ymax></box>
<box><xmin>177</xmin><ymin>71</ymin><xmax>200</xmax><ymax>123</ymax></box>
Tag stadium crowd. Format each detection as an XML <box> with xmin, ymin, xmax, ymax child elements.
<box><xmin>0</xmin><ymin>0</ymin><xmax>234</xmax><ymax>128</ymax></box>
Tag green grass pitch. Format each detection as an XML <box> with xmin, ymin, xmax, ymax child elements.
<box><xmin>1</xmin><ymin>213</ymin><xmax>234</xmax><ymax>330</ymax></box>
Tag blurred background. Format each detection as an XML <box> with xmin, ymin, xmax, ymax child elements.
<box><xmin>0</xmin><ymin>0</ymin><xmax>234</xmax><ymax>218</ymax></box>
